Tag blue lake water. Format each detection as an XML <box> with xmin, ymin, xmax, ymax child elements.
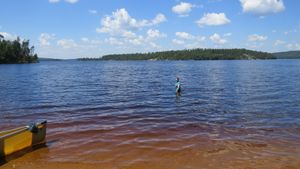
<box><xmin>0</xmin><ymin>60</ymin><xmax>300</xmax><ymax>168</ymax></box>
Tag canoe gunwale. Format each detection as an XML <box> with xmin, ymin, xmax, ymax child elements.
<box><xmin>0</xmin><ymin>127</ymin><xmax>29</xmax><ymax>140</ymax></box>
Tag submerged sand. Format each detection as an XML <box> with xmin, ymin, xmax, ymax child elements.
<box><xmin>1</xmin><ymin>131</ymin><xmax>299</xmax><ymax>169</ymax></box>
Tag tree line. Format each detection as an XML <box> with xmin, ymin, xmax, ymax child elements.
<box><xmin>0</xmin><ymin>34</ymin><xmax>38</xmax><ymax>64</ymax></box>
<box><xmin>98</xmin><ymin>48</ymin><xmax>275</xmax><ymax>60</ymax></box>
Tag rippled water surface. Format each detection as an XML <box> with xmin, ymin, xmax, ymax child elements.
<box><xmin>0</xmin><ymin>60</ymin><xmax>300</xmax><ymax>169</ymax></box>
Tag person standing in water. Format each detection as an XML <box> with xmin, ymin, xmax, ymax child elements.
<box><xmin>175</xmin><ymin>77</ymin><xmax>181</xmax><ymax>95</ymax></box>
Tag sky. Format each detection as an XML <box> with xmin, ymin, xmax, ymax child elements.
<box><xmin>0</xmin><ymin>0</ymin><xmax>299</xmax><ymax>59</ymax></box>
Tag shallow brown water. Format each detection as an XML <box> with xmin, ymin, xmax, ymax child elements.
<box><xmin>1</xmin><ymin>121</ymin><xmax>300</xmax><ymax>169</ymax></box>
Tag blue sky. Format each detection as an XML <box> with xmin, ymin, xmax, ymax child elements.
<box><xmin>0</xmin><ymin>0</ymin><xmax>299</xmax><ymax>59</ymax></box>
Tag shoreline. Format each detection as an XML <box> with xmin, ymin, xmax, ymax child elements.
<box><xmin>1</xmin><ymin>132</ymin><xmax>299</xmax><ymax>169</ymax></box>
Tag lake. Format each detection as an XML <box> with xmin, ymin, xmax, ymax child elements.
<box><xmin>0</xmin><ymin>60</ymin><xmax>300</xmax><ymax>169</ymax></box>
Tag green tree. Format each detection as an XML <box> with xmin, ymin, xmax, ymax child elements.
<box><xmin>0</xmin><ymin>34</ymin><xmax>38</xmax><ymax>64</ymax></box>
<box><xmin>97</xmin><ymin>48</ymin><xmax>275</xmax><ymax>61</ymax></box>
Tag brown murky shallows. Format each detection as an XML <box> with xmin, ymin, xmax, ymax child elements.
<box><xmin>1</xmin><ymin>121</ymin><xmax>299</xmax><ymax>169</ymax></box>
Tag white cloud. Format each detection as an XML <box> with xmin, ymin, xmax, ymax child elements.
<box><xmin>240</xmin><ymin>0</ymin><xmax>285</xmax><ymax>15</ymax></box>
<box><xmin>172</xmin><ymin>33</ymin><xmax>205</xmax><ymax>49</ymax></box>
<box><xmin>246</xmin><ymin>42</ymin><xmax>264</xmax><ymax>49</ymax></box>
<box><xmin>224</xmin><ymin>33</ymin><xmax>232</xmax><ymax>37</ymax></box>
<box><xmin>185</xmin><ymin>42</ymin><xmax>205</xmax><ymax>49</ymax></box>
<box><xmin>122</xmin><ymin>31</ymin><xmax>137</xmax><ymax>39</ymax></box>
<box><xmin>0</xmin><ymin>32</ymin><xmax>18</xmax><ymax>40</ymax></box>
<box><xmin>149</xmin><ymin>42</ymin><xmax>160</xmax><ymax>49</ymax></box>
<box><xmin>89</xmin><ymin>39</ymin><xmax>101</xmax><ymax>45</ymax></box>
<box><xmin>152</xmin><ymin>13</ymin><xmax>167</xmax><ymax>25</ymax></box>
<box><xmin>172</xmin><ymin>39</ymin><xmax>185</xmax><ymax>45</ymax></box>
<box><xmin>39</xmin><ymin>33</ymin><xmax>55</xmax><ymax>46</ymax></box>
<box><xmin>89</xmin><ymin>10</ymin><xmax>97</xmax><ymax>14</ymax></box>
<box><xmin>196</xmin><ymin>36</ymin><xmax>206</xmax><ymax>41</ymax></box>
<box><xmin>274</xmin><ymin>40</ymin><xmax>285</xmax><ymax>46</ymax></box>
<box><xmin>79</xmin><ymin>38</ymin><xmax>103</xmax><ymax>46</ymax></box>
<box><xmin>173</xmin><ymin>32</ymin><xmax>205</xmax><ymax>47</ymax></box>
<box><xmin>286</xmin><ymin>43</ymin><xmax>300</xmax><ymax>50</ymax></box>
<box><xmin>57</xmin><ymin>39</ymin><xmax>77</xmax><ymax>48</ymax></box>
<box><xmin>209</xmin><ymin>33</ymin><xmax>227</xmax><ymax>44</ymax></box>
<box><xmin>80</xmin><ymin>38</ymin><xmax>101</xmax><ymax>45</ymax></box>
<box><xmin>175</xmin><ymin>32</ymin><xmax>205</xmax><ymax>42</ymax></box>
<box><xmin>146</xmin><ymin>29</ymin><xmax>166</xmax><ymax>40</ymax></box>
<box><xmin>172</xmin><ymin>2</ymin><xmax>195</xmax><ymax>17</ymax></box>
<box><xmin>96</xmin><ymin>8</ymin><xmax>166</xmax><ymax>36</ymax></box>
<box><xmin>104</xmin><ymin>37</ymin><xmax>124</xmax><ymax>46</ymax></box>
<box><xmin>95</xmin><ymin>9</ymin><xmax>168</xmax><ymax>52</ymax></box>
<box><xmin>128</xmin><ymin>36</ymin><xmax>144</xmax><ymax>45</ymax></box>
<box><xmin>81</xmin><ymin>37</ymin><xmax>89</xmax><ymax>42</ymax></box>
<box><xmin>49</xmin><ymin>0</ymin><xmax>60</xmax><ymax>3</ymax></box>
<box><xmin>248</xmin><ymin>34</ymin><xmax>267</xmax><ymax>41</ymax></box>
<box><xmin>65</xmin><ymin>0</ymin><xmax>78</xmax><ymax>4</ymax></box>
<box><xmin>175</xmin><ymin>32</ymin><xmax>194</xmax><ymax>40</ymax></box>
<box><xmin>196</xmin><ymin>13</ymin><xmax>230</xmax><ymax>27</ymax></box>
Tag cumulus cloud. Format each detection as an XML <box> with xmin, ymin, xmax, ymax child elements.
<box><xmin>146</xmin><ymin>29</ymin><xmax>166</xmax><ymax>40</ymax></box>
<box><xmin>240</xmin><ymin>0</ymin><xmax>285</xmax><ymax>15</ymax></box>
<box><xmin>172</xmin><ymin>2</ymin><xmax>195</xmax><ymax>17</ymax></box>
<box><xmin>196</xmin><ymin>13</ymin><xmax>230</xmax><ymax>27</ymax></box>
<box><xmin>175</xmin><ymin>32</ymin><xmax>194</xmax><ymax>40</ymax></box>
<box><xmin>128</xmin><ymin>36</ymin><xmax>144</xmax><ymax>45</ymax></box>
<box><xmin>209</xmin><ymin>33</ymin><xmax>227</xmax><ymax>44</ymax></box>
<box><xmin>274</xmin><ymin>40</ymin><xmax>285</xmax><ymax>46</ymax></box>
<box><xmin>248</xmin><ymin>34</ymin><xmax>267</xmax><ymax>41</ymax></box>
<box><xmin>0</xmin><ymin>32</ymin><xmax>17</xmax><ymax>40</ymax></box>
<box><xmin>96</xmin><ymin>8</ymin><xmax>166</xmax><ymax>36</ymax></box>
<box><xmin>122</xmin><ymin>31</ymin><xmax>137</xmax><ymax>39</ymax></box>
<box><xmin>39</xmin><ymin>33</ymin><xmax>55</xmax><ymax>46</ymax></box>
<box><xmin>105</xmin><ymin>37</ymin><xmax>124</xmax><ymax>46</ymax></box>
<box><xmin>57</xmin><ymin>39</ymin><xmax>77</xmax><ymax>48</ymax></box>
<box><xmin>286</xmin><ymin>43</ymin><xmax>300</xmax><ymax>50</ymax></box>
<box><xmin>173</xmin><ymin>32</ymin><xmax>205</xmax><ymax>47</ymax></box>
<box><xmin>172</xmin><ymin>39</ymin><xmax>185</xmax><ymax>45</ymax></box>
<box><xmin>152</xmin><ymin>14</ymin><xmax>167</xmax><ymax>25</ymax></box>
<box><xmin>96</xmin><ymin>8</ymin><xmax>167</xmax><ymax>50</ymax></box>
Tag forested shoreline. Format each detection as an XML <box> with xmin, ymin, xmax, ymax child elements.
<box><xmin>272</xmin><ymin>51</ymin><xmax>300</xmax><ymax>59</ymax></box>
<box><xmin>0</xmin><ymin>34</ymin><xmax>38</xmax><ymax>64</ymax></box>
<box><xmin>79</xmin><ymin>48</ymin><xmax>275</xmax><ymax>61</ymax></box>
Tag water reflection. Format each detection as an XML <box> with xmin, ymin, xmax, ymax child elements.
<box><xmin>0</xmin><ymin>60</ymin><xmax>300</xmax><ymax>168</ymax></box>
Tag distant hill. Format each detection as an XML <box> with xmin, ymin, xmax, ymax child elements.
<box><xmin>272</xmin><ymin>51</ymin><xmax>300</xmax><ymax>59</ymax></box>
<box><xmin>39</xmin><ymin>58</ymin><xmax>62</xmax><ymax>61</ymax></box>
<box><xmin>98</xmin><ymin>48</ymin><xmax>275</xmax><ymax>61</ymax></box>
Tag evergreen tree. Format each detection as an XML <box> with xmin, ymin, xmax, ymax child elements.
<box><xmin>0</xmin><ymin>34</ymin><xmax>38</xmax><ymax>64</ymax></box>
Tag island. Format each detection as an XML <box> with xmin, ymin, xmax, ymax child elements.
<box><xmin>79</xmin><ymin>48</ymin><xmax>275</xmax><ymax>61</ymax></box>
<box><xmin>0</xmin><ymin>34</ymin><xmax>38</xmax><ymax>64</ymax></box>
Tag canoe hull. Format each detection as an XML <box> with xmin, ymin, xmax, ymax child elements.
<box><xmin>0</xmin><ymin>122</ymin><xmax>47</xmax><ymax>157</ymax></box>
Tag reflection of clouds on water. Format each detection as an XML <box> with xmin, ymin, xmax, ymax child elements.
<box><xmin>0</xmin><ymin>60</ymin><xmax>300</xmax><ymax>168</ymax></box>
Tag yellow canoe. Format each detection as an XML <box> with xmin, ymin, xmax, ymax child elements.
<box><xmin>0</xmin><ymin>121</ymin><xmax>47</xmax><ymax>158</ymax></box>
